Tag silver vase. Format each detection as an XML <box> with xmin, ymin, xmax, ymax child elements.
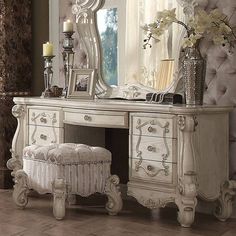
<box><xmin>183</xmin><ymin>46</ymin><xmax>206</xmax><ymax>105</ymax></box>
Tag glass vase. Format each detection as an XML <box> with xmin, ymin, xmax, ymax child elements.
<box><xmin>183</xmin><ymin>46</ymin><xmax>206</xmax><ymax>105</ymax></box>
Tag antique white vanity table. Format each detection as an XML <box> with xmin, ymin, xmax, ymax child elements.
<box><xmin>7</xmin><ymin>0</ymin><xmax>236</xmax><ymax>228</ymax></box>
<box><xmin>7</xmin><ymin>97</ymin><xmax>236</xmax><ymax>227</ymax></box>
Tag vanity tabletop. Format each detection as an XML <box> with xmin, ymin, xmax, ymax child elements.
<box><xmin>13</xmin><ymin>97</ymin><xmax>233</xmax><ymax>115</ymax></box>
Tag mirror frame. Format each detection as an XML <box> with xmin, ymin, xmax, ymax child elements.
<box><xmin>71</xmin><ymin>0</ymin><xmax>197</xmax><ymax>99</ymax></box>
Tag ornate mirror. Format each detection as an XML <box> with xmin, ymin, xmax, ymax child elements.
<box><xmin>72</xmin><ymin>0</ymin><xmax>196</xmax><ymax>99</ymax></box>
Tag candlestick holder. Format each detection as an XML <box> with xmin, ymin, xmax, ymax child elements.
<box><xmin>61</xmin><ymin>31</ymin><xmax>75</xmax><ymax>98</ymax></box>
<box><xmin>41</xmin><ymin>55</ymin><xmax>55</xmax><ymax>98</ymax></box>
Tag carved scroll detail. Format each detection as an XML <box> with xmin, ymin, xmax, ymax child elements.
<box><xmin>12</xmin><ymin>105</ymin><xmax>25</xmax><ymax>118</ymax></box>
<box><xmin>176</xmin><ymin>0</ymin><xmax>199</xmax><ymax>18</ymax></box>
<box><xmin>13</xmin><ymin>170</ymin><xmax>29</xmax><ymax>208</ymax></box>
<box><xmin>139</xmin><ymin>197</ymin><xmax>175</xmax><ymax>209</ymax></box>
<box><xmin>7</xmin><ymin>105</ymin><xmax>26</xmax><ymax>176</ymax></box>
<box><xmin>127</xmin><ymin>189</ymin><xmax>175</xmax><ymax>209</ymax></box>
<box><xmin>214</xmin><ymin>180</ymin><xmax>236</xmax><ymax>221</ymax></box>
<box><xmin>135</xmin><ymin>118</ymin><xmax>170</xmax><ymax>176</ymax></box>
<box><xmin>104</xmin><ymin>175</ymin><xmax>123</xmax><ymax>216</ymax></box>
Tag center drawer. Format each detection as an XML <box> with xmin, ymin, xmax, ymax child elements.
<box><xmin>64</xmin><ymin>109</ymin><xmax>128</xmax><ymax>128</ymax></box>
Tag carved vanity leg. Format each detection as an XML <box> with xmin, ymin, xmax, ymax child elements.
<box><xmin>177</xmin><ymin>115</ymin><xmax>198</xmax><ymax>227</ymax></box>
<box><xmin>214</xmin><ymin>180</ymin><xmax>236</xmax><ymax>221</ymax></box>
<box><xmin>7</xmin><ymin>105</ymin><xmax>26</xmax><ymax>177</ymax></box>
<box><xmin>52</xmin><ymin>178</ymin><xmax>67</xmax><ymax>220</ymax></box>
<box><xmin>104</xmin><ymin>175</ymin><xmax>123</xmax><ymax>216</ymax></box>
<box><xmin>176</xmin><ymin>172</ymin><xmax>197</xmax><ymax>227</ymax></box>
<box><xmin>13</xmin><ymin>169</ymin><xmax>29</xmax><ymax>209</ymax></box>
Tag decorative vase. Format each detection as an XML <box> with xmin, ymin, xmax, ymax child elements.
<box><xmin>183</xmin><ymin>46</ymin><xmax>206</xmax><ymax>105</ymax></box>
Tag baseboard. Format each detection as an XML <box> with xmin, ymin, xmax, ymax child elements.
<box><xmin>120</xmin><ymin>184</ymin><xmax>236</xmax><ymax>219</ymax></box>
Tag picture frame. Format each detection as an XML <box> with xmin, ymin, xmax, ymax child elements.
<box><xmin>67</xmin><ymin>69</ymin><xmax>96</xmax><ymax>99</ymax></box>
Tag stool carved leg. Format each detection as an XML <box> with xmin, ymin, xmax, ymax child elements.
<box><xmin>104</xmin><ymin>175</ymin><xmax>123</xmax><ymax>216</ymax></box>
<box><xmin>214</xmin><ymin>180</ymin><xmax>236</xmax><ymax>221</ymax></box>
<box><xmin>52</xmin><ymin>178</ymin><xmax>67</xmax><ymax>220</ymax></box>
<box><xmin>13</xmin><ymin>170</ymin><xmax>29</xmax><ymax>209</ymax></box>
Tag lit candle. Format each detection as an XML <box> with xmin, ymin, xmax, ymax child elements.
<box><xmin>63</xmin><ymin>19</ymin><xmax>73</xmax><ymax>32</ymax></box>
<box><xmin>43</xmin><ymin>42</ymin><xmax>53</xmax><ymax>56</ymax></box>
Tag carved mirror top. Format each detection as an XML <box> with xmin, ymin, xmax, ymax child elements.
<box><xmin>72</xmin><ymin>0</ymin><xmax>197</xmax><ymax>100</ymax></box>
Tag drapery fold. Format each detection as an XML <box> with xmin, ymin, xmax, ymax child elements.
<box><xmin>125</xmin><ymin>0</ymin><xmax>185</xmax><ymax>89</ymax></box>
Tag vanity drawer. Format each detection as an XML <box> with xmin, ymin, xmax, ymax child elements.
<box><xmin>28</xmin><ymin>125</ymin><xmax>63</xmax><ymax>145</ymax></box>
<box><xmin>130</xmin><ymin>158</ymin><xmax>176</xmax><ymax>185</ymax></box>
<box><xmin>64</xmin><ymin>109</ymin><xmax>128</xmax><ymax>128</ymax></box>
<box><xmin>28</xmin><ymin>108</ymin><xmax>62</xmax><ymax>128</ymax></box>
<box><xmin>130</xmin><ymin>113</ymin><xmax>176</xmax><ymax>138</ymax></box>
<box><xmin>131</xmin><ymin>135</ymin><xmax>176</xmax><ymax>163</ymax></box>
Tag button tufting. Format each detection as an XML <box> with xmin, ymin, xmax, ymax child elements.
<box><xmin>221</xmin><ymin>87</ymin><xmax>227</xmax><ymax>94</ymax></box>
<box><xmin>210</xmin><ymin>69</ymin><xmax>217</xmax><ymax>75</ymax></box>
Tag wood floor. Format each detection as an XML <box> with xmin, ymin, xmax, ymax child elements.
<box><xmin>0</xmin><ymin>190</ymin><xmax>235</xmax><ymax>236</ymax></box>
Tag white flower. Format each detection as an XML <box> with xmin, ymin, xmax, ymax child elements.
<box><xmin>142</xmin><ymin>8</ymin><xmax>235</xmax><ymax>50</ymax></box>
<box><xmin>182</xmin><ymin>34</ymin><xmax>202</xmax><ymax>48</ymax></box>
<box><xmin>157</xmin><ymin>8</ymin><xmax>177</xmax><ymax>22</ymax></box>
<box><xmin>213</xmin><ymin>35</ymin><xmax>227</xmax><ymax>45</ymax></box>
<box><xmin>219</xmin><ymin>23</ymin><xmax>232</xmax><ymax>34</ymax></box>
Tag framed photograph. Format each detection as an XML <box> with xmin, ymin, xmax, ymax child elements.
<box><xmin>67</xmin><ymin>69</ymin><xmax>96</xmax><ymax>99</ymax></box>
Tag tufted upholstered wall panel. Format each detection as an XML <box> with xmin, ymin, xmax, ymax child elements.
<box><xmin>197</xmin><ymin>0</ymin><xmax>236</xmax><ymax>179</ymax></box>
<box><xmin>59</xmin><ymin>0</ymin><xmax>236</xmax><ymax>179</ymax></box>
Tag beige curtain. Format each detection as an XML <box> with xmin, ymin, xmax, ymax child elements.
<box><xmin>125</xmin><ymin>0</ymin><xmax>185</xmax><ymax>91</ymax></box>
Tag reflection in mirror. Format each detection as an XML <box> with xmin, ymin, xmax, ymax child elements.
<box><xmin>97</xmin><ymin>8</ymin><xmax>118</xmax><ymax>86</ymax></box>
<box><xmin>96</xmin><ymin>0</ymin><xmax>185</xmax><ymax>93</ymax></box>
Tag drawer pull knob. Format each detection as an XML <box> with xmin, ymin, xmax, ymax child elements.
<box><xmin>40</xmin><ymin>134</ymin><xmax>47</xmax><ymax>140</ymax></box>
<box><xmin>84</xmin><ymin>115</ymin><xmax>91</xmax><ymax>121</ymax></box>
<box><xmin>40</xmin><ymin>117</ymin><xmax>47</xmax><ymax>123</ymax></box>
<box><xmin>147</xmin><ymin>145</ymin><xmax>155</xmax><ymax>152</ymax></box>
<box><xmin>148</xmin><ymin>126</ymin><xmax>154</xmax><ymax>133</ymax></box>
<box><xmin>147</xmin><ymin>165</ymin><xmax>154</xmax><ymax>171</ymax></box>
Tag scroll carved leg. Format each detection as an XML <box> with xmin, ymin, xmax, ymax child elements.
<box><xmin>52</xmin><ymin>178</ymin><xmax>67</xmax><ymax>220</ymax></box>
<box><xmin>7</xmin><ymin>105</ymin><xmax>25</xmax><ymax>177</ymax></box>
<box><xmin>13</xmin><ymin>170</ymin><xmax>29</xmax><ymax>209</ymax></box>
<box><xmin>175</xmin><ymin>172</ymin><xmax>197</xmax><ymax>228</ymax></box>
<box><xmin>104</xmin><ymin>175</ymin><xmax>123</xmax><ymax>216</ymax></box>
<box><xmin>214</xmin><ymin>180</ymin><xmax>236</xmax><ymax>222</ymax></box>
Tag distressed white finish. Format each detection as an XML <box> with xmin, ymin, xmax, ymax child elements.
<box><xmin>7</xmin><ymin>97</ymin><xmax>236</xmax><ymax>227</ymax></box>
<box><xmin>12</xmin><ymin>143</ymin><xmax>123</xmax><ymax>219</ymax></box>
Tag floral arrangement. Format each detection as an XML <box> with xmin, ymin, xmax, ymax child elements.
<box><xmin>142</xmin><ymin>8</ymin><xmax>236</xmax><ymax>51</ymax></box>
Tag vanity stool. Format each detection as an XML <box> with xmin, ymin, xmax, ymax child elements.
<box><xmin>13</xmin><ymin>143</ymin><xmax>123</xmax><ymax>220</ymax></box>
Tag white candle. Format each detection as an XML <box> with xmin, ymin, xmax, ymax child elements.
<box><xmin>43</xmin><ymin>42</ymin><xmax>53</xmax><ymax>56</ymax></box>
<box><xmin>63</xmin><ymin>19</ymin><xmax>73</xmax><ymax>32</ymax></box>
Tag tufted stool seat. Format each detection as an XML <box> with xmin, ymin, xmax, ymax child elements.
<box><xmin>13</xmin><ymin>143</ymin><xmax>123</xmax><ymax>220</ymax></box>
